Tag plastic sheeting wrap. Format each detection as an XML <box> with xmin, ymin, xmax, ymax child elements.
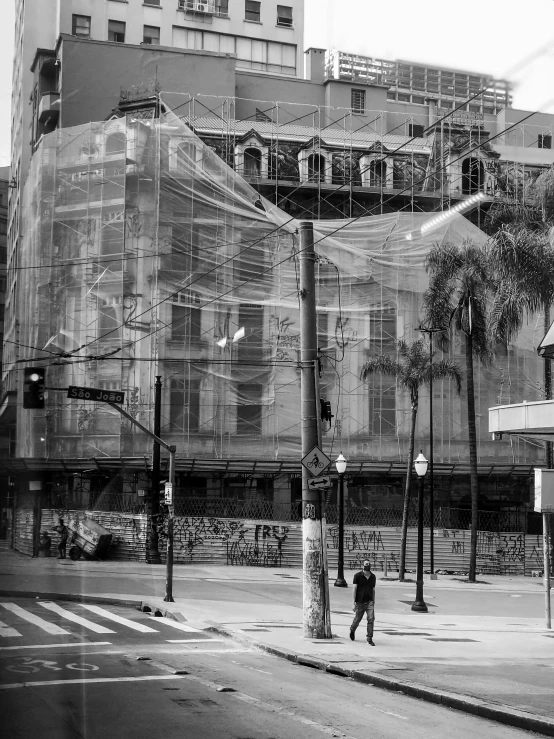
<box><xmin>16</xmin><ymin>104</ymin><xmax>544</xmax><ymax>466</ymax></box>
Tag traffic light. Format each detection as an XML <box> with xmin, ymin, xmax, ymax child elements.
<box><xmin>320</xmin><ymin>398</ymin><xmax>334</xmax><ymax>423</ymax></box>
<box><xmin>23</xmin><ymin>367</ymin><xmax>46</xmax><ymax>409</ymax></box>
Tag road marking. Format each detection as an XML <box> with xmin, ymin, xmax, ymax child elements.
<box><xmin>0</xmin><ymin>642</ymin><xmax>112</xmax><ymax>651</ymax></box>
<box><xmin>230</xmin><ymin>660</ymin><xmax>272</xmax><ymax>674</ymax></box>
<box><xmin>0</xmin><ymin>620</ymin><xmax>22</xmax><ymax>638</ymax></box>
<box><xmin>79</xmin><ymin>605</ymin><xmax>158</xmax><ymax>633</ymax></box>
<box><xmin>0</xmin><ymin>675</ymin><xmax>186</xmax><ymax>690</ymax></box>
<box><xmin>146</xmin><ymin>616</ymin><xmax>202</xmax><ymax>633</ymax></box>
<box><xmin>38</xmin><ymin>603</ymin><xmax>115</xmax><ymax>634</ymax></box>
<box><xmin>0</xmin><ymin>603</ymin><xmax>70</xmax><ymax>635</ymax></box>
<box><xmin>364</xmin><ymin>705</ymin><xmax>408</xmax><ymax>720</ymax></box>
<box><xmin>166</xmin><ymin>639</ymin><xmax>224</xmax><ymax>643</ymax></box>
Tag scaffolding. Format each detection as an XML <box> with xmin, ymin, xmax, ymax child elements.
<box><xmin>14</xmin><ymin>100</ymin><xmax>547</xmax><ymax>469</ymax></box>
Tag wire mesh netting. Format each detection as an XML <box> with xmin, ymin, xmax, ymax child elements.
<box><xmin>15</xmin><ymin>102</ymin><xmax>545</xmax><ymax>467</ymax></box>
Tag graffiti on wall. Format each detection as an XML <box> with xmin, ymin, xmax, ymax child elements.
<box><xmin>227</xmin><ymin>524</ymin><xmax>289</xmax><ymax>567</ymax></box>
<box><xmin>327</xmin><ymin>527</ymin><xmax>397</xmax><ymax>571</ymax></box>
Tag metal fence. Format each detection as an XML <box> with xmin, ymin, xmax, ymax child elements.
<box><xmin>41</xmin><ymin>492</ymin><xmax>529</xmax><ymax>532</ymax></box>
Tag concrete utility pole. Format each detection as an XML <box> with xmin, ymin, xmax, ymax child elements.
<box><xmin>299</xmin><ymin>221</ymin><xmax>332</xmax><ymax>639</ymax></box>
<box><xmin>148</xmin><ymin>376</ymin><xmax>162</xmax><ymax>564</ymax></box>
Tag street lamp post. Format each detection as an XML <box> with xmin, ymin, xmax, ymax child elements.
<box><xmin>334</xmin><ymin>452</ymin><xmax>348</xmax><ymax>588</ymax></box>
<box><xmin>418</xmin><ymin>325</ymin><xmax>442</xmax><ymax>579</ymax></box>
<box><xmin>412</xmin><ymin>451</ymin><xmax>429</xmax><ymax>613</ymax></box>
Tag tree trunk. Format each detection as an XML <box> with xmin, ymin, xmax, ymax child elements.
<box><xmin>465</xmin><ymin>332</ymin><xmax>479</xmax><ymax>583</ymax></box>
<box><xmin>399</xmin><ymin>401</ymin><xmax>417</xmax><ymax>581</ymax></box>
<box><xmin>544</xmin><ymin>304</ymin><xmax>553</xmax><ymax>469</ymax></box>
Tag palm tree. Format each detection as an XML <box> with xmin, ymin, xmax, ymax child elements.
<box><xmin>423</xmin><ymin>240</ymin><xmax>493</xmax><ymax>583</ymax></box>
<box><xmin>361</xmin><ymin>339</ymin><xmax>461</xmax><ymax>581</ymax></box>
<box><xmin>489</xmin><ymin>225</ymin><xmax>554</xmax><ymax>466</ymax></box>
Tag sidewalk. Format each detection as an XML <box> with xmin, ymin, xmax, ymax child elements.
<box><xmin>2</xmin><ymin>548</ymin><xmax>554</xmax><ymax>736</ymax></box>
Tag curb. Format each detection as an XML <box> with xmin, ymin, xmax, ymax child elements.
<box><xmin>204</xmin><ymin>622</ymin><xmax>554</xmax><ymax>737</ymax></box>
<box><xmin>0</xmin><ymin>590</ymin><xmax>141</xmax><ymax>608</ymax></box>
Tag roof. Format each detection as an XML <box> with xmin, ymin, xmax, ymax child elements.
<box><xmin>183</xmin><ymin>116</ymin><xmax>432</xmax><ymax>154</ymax></box>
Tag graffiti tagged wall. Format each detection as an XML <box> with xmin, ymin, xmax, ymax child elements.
<box><xmin>18</xmin><ymin>511</ymin><xmax>547</xmax><ymax>575</ymax></box>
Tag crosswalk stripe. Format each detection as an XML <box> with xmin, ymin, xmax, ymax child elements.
<box><xmin>146</xmin><ymin>615</ymin><xmax>202</xmax><ymax>633</ymax></box>
<box><xmin>79</xmin><ymin>605</ymin><xmax>158</xmax><ymax>633</ymax></box>
<box><xmin>0</xmin><ymin>620</ymin><xmax>22</xmax><ymax>638</ymax></box>
<box><xmin>38</xmin><ymin>602</ymin><xmax>115</xmax><ymax>634</ymax></box>
<box><xmin>0</xmin><ymin>603</ymin><xmax>70</xmax><ymax>635</ymax></box>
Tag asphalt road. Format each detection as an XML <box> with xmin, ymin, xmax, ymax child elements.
<box><xmin>0</xmin><ymin>598</ymin><xmax>543</xmax><ymax>739</ymax></box>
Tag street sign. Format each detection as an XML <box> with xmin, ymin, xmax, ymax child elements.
<box><xmin>164</xmin><ymin>482</ymin><xmax>173</xmax><ymax>505</ymax></box>
<box><xmin>67</xmin><ymin>386</ymin><xmax>125</xmax><ymax>404</ymax></box>
<box><xmin>301</xmin><ymin>445</ymin><xmax>331</xmax><ymax>477</ymax></box>
<box><xmin>307</xmin><ymin>475</ymin><xmax>331</xmax><ymax>490</ymax></box>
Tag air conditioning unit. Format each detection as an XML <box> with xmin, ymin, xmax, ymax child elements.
<box><xmin>178</xmin><ymin>0</ymin><xmax>214</xmax><ymax>12</ymax></box>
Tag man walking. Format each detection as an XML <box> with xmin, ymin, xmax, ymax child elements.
<box><xmin>350</xmin><ymin>559</ymin><xmax>376</xmax><ymax>646</ymax></box>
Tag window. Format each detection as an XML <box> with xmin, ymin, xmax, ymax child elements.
<box><xmin>169</xmin><ymin>379</ymin><xmax>200</xmax><ymax>432</ymax></box>
<box><xmin>236</xmin><ymin>383</ymin><xmax>263</xmax><ymax>434</ymax></box>
<box><xmin>351</xmin><ymin>89</ymin><xmax>366</xmax><ymax>115</ymax></box>
<box><xmin>307</xmin><ymin>153</ymin><xmax>326</xmax><ymax>183</ymax></box>
<box><xmin>108</xmin><ymin>20</ymin><xmax>125</xmax><ymax>43</ymax></box>
<box><xmin>143</xmin><ymin>25</ymin><xmax>160</xmax><ymax>44</ymax></box>
<box><xmin>538</xmin><ymin>133</ymin><xmax>552</xmax><ymax>150</ymax></box>
<box><xmin>243</xmin><ymin>148</ymin><xmax>262</xmax><ymax>177</ymax></box>
<box><xmin>171</xmin><ymin>301</ymin><xmax>202</xmax><ymax>342</ymax></box>
<box><xmin>462</xmin><ymin>157</ymin><xmax>484</xmax><ymax>194</ymax></box>
<box><xmin>72</xmin><ymin>15</ymin><xmax>91</xmax><ymax>38</ymax></box>
<box><xmin>144</xmin><ymin>0</ymin><xmax>161</xmax><ymax>4</ymax></box>
<box><xmin>408</xmin><ymin>124</ymin><xmax>424</xmax><ymax>138</ymax></box>
<box><xmin>105</xmin><ymin>131</ymin><xmax>126</xmax><ymax>155</ymax></box>
<box><xmin>215</xmin><ymin>0</ymin><xmax>229</xmax><ymax>15</ymax></box>
<box><xmin>245</xmin><ymin>0</ymin><xmax>261</xmax><ymax>22</ymax></box>
<box><xmin>237</xmin><ymin>303</ymin><xmax>264</xmax><ymax>361</ymax></box>
<box><xmin>277</xmin><ymin>5</ymin><xmax>293</xmax><ymax>26</ymax></box>
<box><xmin>397</xmin><ymin>93</ymin><xmax>410</xmax><ymax>102</ymax></box>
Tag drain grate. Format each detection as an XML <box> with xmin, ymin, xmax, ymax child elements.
<box><xmin>425</xmin><ymin>638</ymin><xmax>479</xmax><ymax>642</ymax></box>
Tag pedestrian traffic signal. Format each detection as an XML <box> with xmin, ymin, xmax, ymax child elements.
<box><xmin>23</xmin><ymin>367</ymin><xmax>46</xmax><ymax>409</ymax></box>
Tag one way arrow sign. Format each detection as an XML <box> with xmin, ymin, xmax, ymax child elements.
<box><xmin>307</xmin><ymin>475</ymin><xmax>331</xmax><ymax>490</ymax></box>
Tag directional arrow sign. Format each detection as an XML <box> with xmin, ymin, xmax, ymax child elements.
<box><xmin>301</xmin><ymin>445</ymin><xmax>331</xmax><ymax>477</ymax></box>
<box><xmin>307</xmin><ymin>475</ymin><xmax>331</xmax><ymax>490</ymax></box>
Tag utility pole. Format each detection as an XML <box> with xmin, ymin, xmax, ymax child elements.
<box><xmin>299</xmin><ymin>221</ymin><xmax>332</xmax><ymax>639</ymax></box>
<box><xmin>148</xmin><ymin>376</ymin><xmax>162</xmax><ymax>564</ymax></box>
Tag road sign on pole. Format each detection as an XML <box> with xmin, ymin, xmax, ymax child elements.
<box><xmin>301</xmin><ymin>445</ymin><xmax>331</xmax><ymax>478</ymax></box>
<box><xmin>164</xmin><ymin>482</ymin><xmax>173</xmax><ymax>505</ymax></box>
<box><xmin>307</xmin><ymin>475</ymin><xmax>331</xmax><ymax>491</ymax></box>
<box><xmin>67</xmin><ymin>386</ymin><xmax>125</xmax><ymax>404</ymax></box>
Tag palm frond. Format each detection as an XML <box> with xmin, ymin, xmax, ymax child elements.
<box><xmin>360</xmin><ymin>356</ymin><xmax>402</xmax><ymax>381</ymax></box>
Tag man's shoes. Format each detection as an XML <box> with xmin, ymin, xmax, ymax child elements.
<box><xmin>367</xmin><ymin>638</ymin><xmax>375</xmax><ymax>646</ymax></box>
<box><xmin>349</xmin><ymin>630</ymin><xmax>355</xmax><ymax>641</ymax></box>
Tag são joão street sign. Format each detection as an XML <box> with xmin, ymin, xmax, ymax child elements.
<box><xmin>67</xmin><ymin>386</ymin><xmax>125</xmax><ymax>404</ymax></box>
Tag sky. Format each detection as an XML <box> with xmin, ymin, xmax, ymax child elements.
<box><xmin>0</xmin><ymin>0</ymin><xmax>553</xmax><ymax>167</ymax></box>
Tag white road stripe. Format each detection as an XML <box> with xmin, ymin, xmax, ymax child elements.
<box><xmin>0</xmin><ymin>620</ymin><xmax>22</xmax><ymax>638</ymax></box>
<box><xmin>0</xmin><ymin>642</ymin><xmax>112</xmax><ymax>651</ymax></box>
<box><xmin>146</xmin><ymin>616</ymin><xmax>202</xmax><ymax>632</ymax></box>
<box><xmin>166</xmin><ymin>639</ymin><xmax>224</xmax><ymax>643</ymax></box>
<box><xmin>38</xmin><ymin>602</ymin><xmax>115</xmax><ymax>634</ymax></box>
<box><xmin>364</xmin><ymin>705</ymin><xmax>408</xmax><ymax>720</ymax></box>
<box><xmin>0</xmin><ymin>675</ymin><xmax>186</xmax><ymax>690</ymax></box>
<box><xmin>79</xmin><ymin>605</ymin><xmax>158</xmax><ymax>633</ymax></box>
<box><xmin>0</xmin><ymin>603</ymin><xmax>70</xmax><ymax>635</ymax></box>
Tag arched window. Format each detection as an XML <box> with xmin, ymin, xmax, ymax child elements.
<box><xmin>105</xmin><ymin>131</ymin><xmax>126</xmax><ymax>155</ymax></box>
<box><xmin>462</xmin><ymin>157</ymin><xmax>484</xmax><ymax>194</ymax></box>
<box><xmin>308</xmin><ymin>153</ymin><xmax>326</xmax><ymax>183</ymax></box>
<box><xmin>244</xmin><ymin>148</ymin><xmax>262</xmax><ymax>178</ymax></box>
<box><xmin>369</xmin><ymin>159</ymin><xmax>386</xmax><ymax>187</ymax></box>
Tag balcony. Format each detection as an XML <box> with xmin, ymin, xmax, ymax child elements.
<box><xmin>38</xmin><ymin>92</ymin><xmax>60</xmax><ymax>123</ymax></box>
<box><xmin>178</xmin><ymin>0</ymin><xmax>215</xmax><ymax>14</ymax></box>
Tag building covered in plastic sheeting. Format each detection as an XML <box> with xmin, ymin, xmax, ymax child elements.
<box><xmin>11</xmin><ymin>102</ymin><xmax>544</xmax><ymax>510</ymax></box>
